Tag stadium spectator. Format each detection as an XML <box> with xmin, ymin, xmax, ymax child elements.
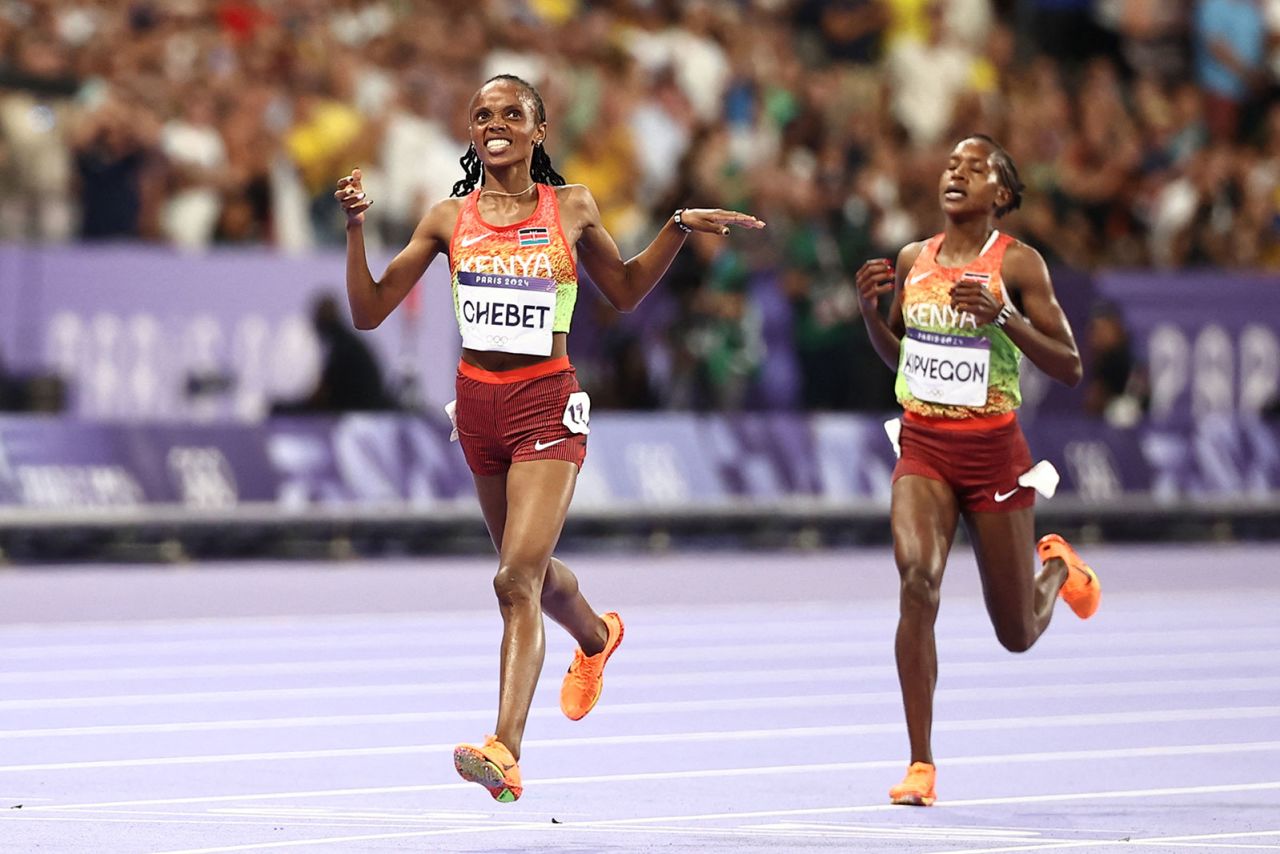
<box><xmin>0</xmin><ymin>0</ymin><xmax>1276</xmax><ymax>416</ymax></box>
<box><xmin>272</xmin><ymin>293</ymin><xmax>395</xmax><ymax>414</ymax></box>
<box><xmin>1193</xmin><ymin>0</ymin><xmax>1266</xmax><ymax>140</ymax></box>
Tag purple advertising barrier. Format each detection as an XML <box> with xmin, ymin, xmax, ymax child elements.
<box><xmin>1094</xmin><ymin>271</ymin><xmax>1280</xmax><ymax>425</ymax></box>
<box><xmin>0</xmin><ymin>245</ymin><xmax>463</xmax><ymax>420</ymax></box>
<box><xmin>3</xmin><ymin>413</ymin><xmax>1275</xmax><ymax>511</ymax></box>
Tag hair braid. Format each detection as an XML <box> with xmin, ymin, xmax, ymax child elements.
<box><xmin>451</xmin><ymin>145</ymin><xmax>484</xmax><ymax>197</ymax></box>
<box><xmin>452</xmin><ymin>74</ymin><xmax>566</xmax><ymax>196</ymax></box>
<box><xmin>531</xmin><ymin>144</ymin><xmax>566</xmax><ymax>187</ymax></box>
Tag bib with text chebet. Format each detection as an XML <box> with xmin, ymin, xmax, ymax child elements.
<box><xmin>449</xmin><ymin>184</ymin><xmax>578</xmax><ymax>356</ymax></box>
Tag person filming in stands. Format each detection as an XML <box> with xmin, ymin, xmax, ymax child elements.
<box><xmin>854</xmin><ymin>135</ymin><xmax>1101</xmax><ymax>807</ymax></box>
<box><xmin>336</xmin><ymin>74</ymin><xmax>764</xmax><ymax>803</ymax></box>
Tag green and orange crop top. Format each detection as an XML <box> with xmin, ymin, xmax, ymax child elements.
<box><xmin>895</xmin><ymin>230</ymin><xmax>1023</xmax><ymax>420</ymax></box>
<box><xmin>449</xmin><ymin>184</ymin><xmax>578</xmax><ymax>357</ymax></box>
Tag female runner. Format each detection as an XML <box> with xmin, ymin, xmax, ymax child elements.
<box><xmin>336</xmin><ymin>74</ymin><xmax>764</xmax><ymax>802</ymax></box>
<box><xmin>855</xmin><ymin>134</ymin><xmax>1100</xmax><ymax>807</ymax></box>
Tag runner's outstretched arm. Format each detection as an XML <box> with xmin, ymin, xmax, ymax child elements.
<box><xmin>570</xmin><ymin>185</ymin><xmax>764</xmax><ymax>312</ymax></box>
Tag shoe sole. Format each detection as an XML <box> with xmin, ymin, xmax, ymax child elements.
<box><xmin>890</xmin><ymin>793</ymin><xmax>936</xmax><ymax>806</ymax></box>
<box><xmin>453</xmin><ymin>745</ymin><xmax>519</xmax><ymax>803</ymax></box>
<box><xmin>563</xmin><ymin>613</ymin><xmax>626</xmax><ymax>721</ymax></box>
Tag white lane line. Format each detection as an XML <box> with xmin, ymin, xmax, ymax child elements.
<box><xmin>934</xmin><ymin>828</ymin><xmax>1280</xmax><ymax>853</ymax></box>
<box><xmin>90</xmin><ymin>782</ymin><xmax>1280</xmax><ymax>854</ymax></box>
<box><xmin>3</xmin><ymin>708</ymin><xmax>1278</xmax><ymax>772</ymax></box>
<box><xmin>4</xmin><ymin>671</ymin><xmax>1279</xmax><ymax>717</ymax></box>
<box><xmin>582</xmin><ymin>781</ymin><xmax>1280</xmax><ymax>828</ymax></box>
<box><xmin>3</xmin><ymin>700</ymin><xmax>1278</xmax><ymax>744</ymax></box>
<box><xmin>5</xmin><ymin>623</ymin><xmax>1275</xmax><ymax>663</ymax></box>
<box><xmin>21</xmin><ymin>744</ymin><xmax>1280</xmax><ymax>810</ymax></box>
<box><xmin>144</xmin><ymin>826</ymin><xmax>543</xmax><ymax>854</ymax></box>
<box><xmin>2</xmin><ymin>645</ymin><xmax>1276</xmax><ymax>686</ymax></box>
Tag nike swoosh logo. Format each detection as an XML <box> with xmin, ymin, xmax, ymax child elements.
<box><xmin>908</xmin><ymin>272</ymin><xmax>930</xmax><ymax>285</ymax></box>
<box><xmin>994</xmin><ymin>488</ymin><xmax>1020</xmax><ymax>502</ymax></box>
<box><xmin>534</xmin><ymin>438</ymin><xmax>567</xmax><ymax>451</ymax></box>
<box><xmin>460</xmin><ymin>234</ymin><xmax>488</xmax><ymax>247</ymax></box>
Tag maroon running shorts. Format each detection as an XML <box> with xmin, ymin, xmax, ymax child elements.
<box><xmin>892</xmin><ymin>411</ymin><xmax>1036</xmax><ymax>512</ymax></box>
<box><xmin>453</xmin><ymin>356</ymin><xmax>589</xmax><ymax>477</ymax></box>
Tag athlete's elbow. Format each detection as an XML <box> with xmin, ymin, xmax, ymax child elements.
<box><xmin>1059</xmin><ymin>360</ymin><xmax>1083</xmax><ymax>388</ymax></box>
<box><xmin>351</xmin><ymin>311</ymin><xmax>382</xmax><ymax>331</ymax></box>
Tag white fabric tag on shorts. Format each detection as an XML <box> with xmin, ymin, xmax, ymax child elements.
<box><xmin>884</xmin><ymin>417</ymin><xmax>903</xmax><ymax>458</ymax></box>
<box><xmin>563</xmin><ymin>391</ymin><xmax>591</xmax><ymax>435</ymax></box>
<box><xmin>1018</xmin><ymin>460</ymin><xmax>1060</xmax><ymax>498</ymax></box>
<box><xmin>443</xmin><ymin>399</ymin><xmax>459</xmax><ymax>442</ymax></box>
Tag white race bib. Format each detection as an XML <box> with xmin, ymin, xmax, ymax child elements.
<box><xmin>457</xmin><ymin>270</ymin><xmax>556</xmax><ymax>356</ymax></box>
<box><xmin>901</xmin><ymin>329</ymin><xmax>991</xmax><ymax>407</ymax></box>
<box><xmin>563</xmin><ymin>391</ymin><xmax>591</xmax><ymax>435</ymax></box>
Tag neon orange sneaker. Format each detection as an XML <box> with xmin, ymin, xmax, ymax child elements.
<box><xmin>453</xmin><ymin>735</ymin><xmax>522</xmax><ymax>803</ymax></box>
<box><xmin>560</xmin><ymin>611</ymin><xmax>624</xmax><ymax>721</ymax></box>
<box><xmin>1038</xmin><ymin>533</ymin><xmax>1101</xmax><ymax>619</ymax></box>
<box><xmin>889</xmin><ymin>761</ymin><xmax>936</xmax><ymax>806</ymax></box>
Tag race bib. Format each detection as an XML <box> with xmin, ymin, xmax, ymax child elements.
<box><xmin>456</xmin><ymin>270</ymin><xmax>556</xmax><ymax>356</ymax></box>
<box><xmin>563</xmin><ymin>391</ymin><xmax>591</xmax><ymax>435</ymax></box>
<box><xmin>901</xmin><ymin>329</ymin><xmax>991</xmax><ymax>407</ymax></box>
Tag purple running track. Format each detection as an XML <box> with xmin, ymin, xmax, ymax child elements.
<box><xmin>1</xmin><ymin>544</ymin><xmax>1278</xmax><ymax>853</ymax></box>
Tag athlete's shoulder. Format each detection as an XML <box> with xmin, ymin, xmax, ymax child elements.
<box><xmin>417</xmin><ymin>195</ymin><xmax>467</xmax><ymax>246</ymax></box>
<box><xmin>554</xmin><ymin>183</ymin><xmax>601</xmax><ymax>237</ymax></box>
<box><xmin>897</xmin><ymin>239</ymin><xmax>929</xmax><ymax>270</ymax></box>
<box><xmin>554</xmin><ymin>183</ymin><xmax>595</xmax><ymax>211</ymax></box>
<box><xmin>1001</xmin><ymin>238</ymin><xmax>1049</xmax><ymax>274</ymax></box>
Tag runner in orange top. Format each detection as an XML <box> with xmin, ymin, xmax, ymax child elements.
<box><xmin>855</xmin><ymin>135</ymin><xmax>1101</xmax><ymax>807</ymax></box>
<box><xmin>336</xmin><ymin>74</ymin><xmax>764</xmax><ymax>802</ymax></box>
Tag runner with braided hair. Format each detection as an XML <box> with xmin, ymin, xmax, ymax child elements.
<box><xmin>336</xmin><ymin>74</ymin><xmax>763</xmax><ymax>802</ymax></box>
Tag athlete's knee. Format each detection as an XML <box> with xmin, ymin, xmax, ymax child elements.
<box><xmin>493</xmin><ymin>560</ymin><xmax>544</xmax><ymax>607</ymax></box>
<box><xmin>994</xmin><ymin>623</ymin><xmax>1036</xmax><ymax>653</ymax></box>
<box><xmin>898</xmin><ymin>564</ymin><xmax>942</xmax><ymax>612</ymax></box>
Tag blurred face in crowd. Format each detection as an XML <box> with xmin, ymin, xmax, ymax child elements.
<box><xmin>467</xmin><ymin>79</ymin><xmax>546</xmax><ymax>172</ymax></box>
<box><xmin>939</xmin><ymin>138</ymin><xmax>1010</xmax><ymax>220</ymax></box>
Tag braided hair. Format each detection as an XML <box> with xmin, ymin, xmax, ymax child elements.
<box><xmin>451</xmin><ymin>74</ymin><xmax>567</xmax><ymax>197</ymax></box>
<box><xmin>965</xmin><ymin>134</ymin><xmax>1024</xmax><ymax>218</ymax></box>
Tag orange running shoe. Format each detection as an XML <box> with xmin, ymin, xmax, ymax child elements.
<box><xmin>560</xmin><ymin>611</ymin><xmax>624</xmax><ymax>721</ymax></box>
<box><xmin>1038</xmin><ymin>533</ymin><xmax>1101</xmax><ymax>619</ymax></box>
<box><xmin>889</xmin><ymin>761</ymin><xmax>937</xmax><ymax>806</ymax></box>
<box><xmin>453</xmin><ymin>735</ymin><xmax>522</xmax><ymax>803</ymax></box>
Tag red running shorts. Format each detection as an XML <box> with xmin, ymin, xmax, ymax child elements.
<box><xmin>892</xmin><ymin>411</ymin><xmax>1036</xmax><ymax>512</ymax></box>
<box><xmin>453</xmin><ymin>356</ymin><xmax>589</xmax><ymax>477</ymax></box>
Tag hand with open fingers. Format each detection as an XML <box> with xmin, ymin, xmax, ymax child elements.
<box><xmin>335</xmin><ymin>167</ymin><xmax>372</xmax><ymax>225</ymax></box>
<box><xmin>855</xmin><ymin>258</ymin><xmax>896</xmax><ymax>307</ymax></box>
<box><xmin>950</xmin><ymin>279</ymin><xmax>1002</xmax><ymax>325</ymax></box>
<box><xmin>677</xmin><ymin>208</ymin><xmax>766</xmax><ymax>236</ymax></box>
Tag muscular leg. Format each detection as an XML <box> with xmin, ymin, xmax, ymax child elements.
<box><xmin>964</xmin><ymin>508</ymin><xmax>1068</xmax><ymax>652</ymax></box>
<box><xmin>473</xmin><ymin>473</ymin><xmax>609</xmax><ymax>656</ymax></box>
<box><xmin>892</xmin><ymin>475</ymin><xmax>960</xmax><ymax>766</ymax></box>
<box><xmin>471</xmin><ymin>460</ymin><xmax>595</xmax><ymax>759</ymax></box>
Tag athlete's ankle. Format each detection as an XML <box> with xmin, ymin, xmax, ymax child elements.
<box><xmin>580</xmin><ymin>616</ymin><xmax>609</xmax><ymax>656</ymax></box>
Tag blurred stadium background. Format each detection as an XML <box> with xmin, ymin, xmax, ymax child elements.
<box><xmin>0</xmin><ymin>0</ymin><xmax>1277</xmax><ymax>561</ymax></box>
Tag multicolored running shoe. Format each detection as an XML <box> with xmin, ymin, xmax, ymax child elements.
<box><xmin>453</xmin><ymin>735</ymin><xmax>522</xmax><ymax>803</ymax></box>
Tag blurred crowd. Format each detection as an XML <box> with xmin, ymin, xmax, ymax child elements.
<box><xmin>0</xmin><ymin>0</ymin><xmax>1277</xmax><ymax>414</ymax></box>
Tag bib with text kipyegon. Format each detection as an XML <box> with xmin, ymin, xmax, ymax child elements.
<box><xmin>457</xmin><ymin>270</ymin><xmax>556</xmax><ymax>356</ymax></box>
<box><xmin>901</xmin><ymin>328</ymin><xmax>991</xmax><ymax>407</ymax></box>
